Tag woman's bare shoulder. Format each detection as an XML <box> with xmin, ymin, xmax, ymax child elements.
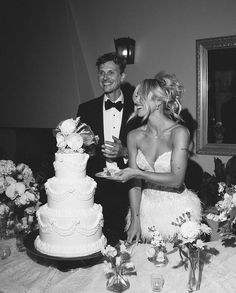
<box><xmin>171</xmin><ymin>124</ymin><xmax>190</xmax><ymax>142</ymax></box>
<box><xmin>172</xmin><ymin>124</ymin><xmax>189</xmax><ymax>135</ymax></box>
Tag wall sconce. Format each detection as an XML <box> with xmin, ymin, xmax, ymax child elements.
<box><xmin>114</xmin><ymin>37</ymin><xmax>135</xmax><ymax>64</ymax></box>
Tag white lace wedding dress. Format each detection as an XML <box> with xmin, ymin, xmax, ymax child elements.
<box><xmin>136</xmin><ymin>150</ymin><xmax>201</xmax><ymax>240</ymax></box>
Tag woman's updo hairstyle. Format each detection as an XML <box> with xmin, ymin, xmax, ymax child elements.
<box><xmin>155</xmin><ymin>71</ymin><xmax>185</xmax><ymax>121</ymax></box>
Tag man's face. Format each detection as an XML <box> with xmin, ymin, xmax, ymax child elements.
<box><xmin>98</xmin><ymin>61</ymin><xmax>125</xmax><ymax>94</ymax></box>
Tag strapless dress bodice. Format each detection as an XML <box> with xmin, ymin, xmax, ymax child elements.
<box><xmin>136</xmin><ymin>149</ymin><xmax>171</xmax><ymax>173</ymax></box>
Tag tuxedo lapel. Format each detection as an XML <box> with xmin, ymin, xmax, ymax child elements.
<box><xmin>119</xmin><ymin>94</ymin><xmax>133</xmax><ymax>144</ymax></box>
<box><xmin>94</xmin><ymin>96</ymin><xmax>104</xmax><ymax>144</ymax></box>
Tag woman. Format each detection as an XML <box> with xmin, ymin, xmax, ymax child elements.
<box><xmin>113</xmin><ymin>72</ymin><xmax>201</xmax><ymax>243</ymax></box>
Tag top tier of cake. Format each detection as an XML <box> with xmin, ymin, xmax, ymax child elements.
<box><xmin>54</xmin><ymin>152</ymin><xmax>89</xmax><ymax>181</ymax></box>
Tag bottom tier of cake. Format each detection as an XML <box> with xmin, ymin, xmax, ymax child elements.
<box><xmin>34</xmin><ymin>204</ymin><xmax>107</xmax><ymax>257</ymax></box>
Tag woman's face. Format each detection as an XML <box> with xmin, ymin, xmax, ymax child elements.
<box><xmin>133</xmin><ymin>84</ymin><xmax>157</xmax><ymax>117</ymax></box>
<box><xmin>133</xmin><ymin>85</ymin><xmax>147</xmax><ymax>117</ymax></box>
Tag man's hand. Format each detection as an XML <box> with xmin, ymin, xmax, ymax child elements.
<box><xmin>101</xmin><ymin>136</ymin><xmax>128</xmax><ymax>159</ymax></box>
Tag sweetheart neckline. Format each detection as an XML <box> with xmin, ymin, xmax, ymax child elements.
<box><xmin>137</xmin><ymin>149</ymin><xmax>171</xmax><ymax>170</ymax></box>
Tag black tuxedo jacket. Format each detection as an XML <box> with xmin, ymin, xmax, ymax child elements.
<box><xmin>77</xmin><ymin>92</ymin><xmax>140</xmax><ymax>177</ymax></box>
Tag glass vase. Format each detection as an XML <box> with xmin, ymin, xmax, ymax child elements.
<box><xmin>106</xmin><ymin>272</ymin><xmax>130</xmax><ymax>293</ymax></box>
<box><xmin>15</xmin><ymin>230</ymin><xmax>26</xmax><ymax>252</ymax></box>
<box><xmin>148</xmin><ymin>249</ymin><xmax>168</xmax><ymax>267</ymax></box>
<box><xmin>187</xmin><ymin>247</ymin><xmax>201</xmax><ymax>292</ymax></box>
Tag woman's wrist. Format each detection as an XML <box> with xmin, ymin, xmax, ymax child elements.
<box><xmin>135</xmin><ymin>169</ymin><xmax>143</xmax><ymax>179</ymax></box>
<box><xmin>131</xmin><ymin>212</ymin><xmax>140</xmax><ymax>221</ymax></box>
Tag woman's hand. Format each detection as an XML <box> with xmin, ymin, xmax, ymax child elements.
<box><xmin>127</xmin><ymin>217</ymin><xmax>141</xmax><ymax>244</ymax></box>
<box><xmin>113</xmin><ymin>168</ymin><xmax>139</xmax><ymax>183</ymax></box>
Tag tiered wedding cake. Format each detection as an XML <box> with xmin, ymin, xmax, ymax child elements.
<box><xmin>34</xmin><ymin>117</ymin><xmax>107</xmax><ymax>257</ymax></box>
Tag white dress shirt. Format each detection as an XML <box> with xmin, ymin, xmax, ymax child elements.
<box><xmin>103</xmin><ymin>93</ymin><xmax>124</xmax><ymax>169</ymax></box>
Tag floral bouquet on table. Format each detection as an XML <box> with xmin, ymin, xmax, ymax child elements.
<box><xmin>171</xmin><ymin>211</ymin><xmax>211</xmax><ymax>292</ymax></box>
<box><xmin>55</xmin><ymin>117</ymin><xmax>99</xmax><ymax>155</ymax></box>
<box><xmin>146</xmin><ymin>226</ymin><xmax>168</xmax><ymax>267</ymax></box>
<box><xmin>0</xmin><ymin>160</ymin><xmax>40</xmax><ymax>240</ymax></box>
<box><xmin>206</xmin><ymin>182</ymin><xmax>236</xmax><ymax>240</ymax></box>
<box><xmin>101</xmin><ymin>241</ymin><xmax>137</xmax><ymax>293</ymax></box>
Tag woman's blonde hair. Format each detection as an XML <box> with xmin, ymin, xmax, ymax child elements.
<box><xmin>130</xmin><ymin>71</ymin><xmax>185</xmax><ymax>122</ymax></box>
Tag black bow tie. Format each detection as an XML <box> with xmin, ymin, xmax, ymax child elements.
<box><xmin>105</xmin><ymin>100</ymin><xmax>123</xmax><ymax>111</ymax></box>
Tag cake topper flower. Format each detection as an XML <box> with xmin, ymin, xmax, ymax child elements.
<box><xmin>55</xmin><ymin>117</ymin><xmax>99</xmax><ymax>153</ymax></box>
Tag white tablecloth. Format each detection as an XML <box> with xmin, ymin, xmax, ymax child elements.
<box><xmin>0</xmin><ymin>238</ymin><xmax>236</xmax><ymax>293</ymax></box>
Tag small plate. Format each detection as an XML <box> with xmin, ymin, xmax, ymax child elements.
<box><xmin>95</xmin><ymin>171</ymin><xmax>114</xmax><ymax>179</ymax></box>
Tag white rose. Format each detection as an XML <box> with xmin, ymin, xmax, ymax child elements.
<box><xmin>199</xmin><ymin>223</ymin><xmax>211</xmax><ymax>234</ymax></box>
<box><xmin>218</xmin><ymin>212</ymin><xmax>227</xmax><ymax>222</ymax></box>
<box><xmin>206</xmin><ymin>213</ymin><xmax>215</xmax><ymax>220</ymax></box>
<box><xmin>15</xmin><ymin>182</ymin><xmax>26</xmax><ymax>195</ymax></box>
<box><xmin>59</xmin><ymin>118</ymin><xmax>77</xmax><ymax>135</ymax></box>
<box><xmin>5</xmin><ymin>176</ymin><xmax>16</xmax><ymax>185</ymax></box>
<box><xmin>66</xmin><ymin>133</ymin><xmax>83</xmax><ymax>151</ymax></box>
<box><xmin>16</xmin><ymin>193</ymin><xmax>28</xmax><ymax>206</ymax></box>
<box><xmin>24</xmin><ymin>191</ymin><xmax>35</xmax><ymax>202</ymax></box>
<box><xmin>56</xmin><ymin>133</ymin><xmax>66</xmax><ymax>149</ymax></box>
<box><xmin>146</xmin><ymin>246</ymin><xmax>156</xmax><ymax>258</ymax></box>
<box><xmin>103</xmin><ymin>261</ymin><xmax>113</xmax><ymax>274</ymax></box>
<box><xmin>179</xmin><ymin>221</ymin><xmax>200</xmax><ymax>242</ymax></box>
<box><xmin>0</xmin><ymin>204</ymin><xmax>9</xmax><ymax>216</ymax></box>
<box><xmin>195</xmin><ymin>239</ymin><xmax>206</xmax><ymax>249</ymax></box>
<box><xmin>224</xmin><ymin>193</ymin><xmax>231</xmax><ymax>200</ymax></box>
<box><xmin>16</xmin><ymin>163</ymin><xmax>26</xmax><ymax>172</ymax></box>
<box><xmin>25</xmin><ymin>206</ymin><xmax>36</xmax><ymax>215</ymax></box>
<box><xmin>5</xmin><ymin>183</ymin><xmax>17</xmax><ymax>200</ymax></box>
<box><xmin>104</xmin><ymin>245</ymin><xmax>117</xmax><ymax>257</ymax></box>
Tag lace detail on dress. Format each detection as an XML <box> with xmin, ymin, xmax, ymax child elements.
<box><xmin>136</xmin><ymin>149</ymin><xmax>171</xmax><ymax>173</ymax></box>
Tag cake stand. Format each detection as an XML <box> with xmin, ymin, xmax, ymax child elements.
<box><xmin>23</xmin><ymin>230</ymin><xmax>104</xmax><ymax>271</ymax></box>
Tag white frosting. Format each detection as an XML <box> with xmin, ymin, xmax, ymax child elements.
<box><xmin>35</xmin><ymin>204</ymin><xmax>106</xmax><ymax>257</ymax></box>
<box><xmin>45</xmin><ymin>176</ymin><xmax>96</xmax><ymax>210</ymax></box>
<box><xmin>36</xmin><ymin>204</ymin><xmax>103</xmax><ymax>234</ymax></box>
<box><xmin>54</xmin><ymin>152</ymin><xmax>89</xmax><ymax>180</ymax></box>
<box><xmin>35</xmin><ymin>151</ymin><xmax>107</xmax><ymax>257</ymax></box>
<box><xmin>35</xmin><ymin>234</ymin><xmax>107</xmax><ymax>257</ymax></box>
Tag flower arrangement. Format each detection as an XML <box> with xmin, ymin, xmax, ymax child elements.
<box><xmin>171</xmin><ymin>211</ymin><xmax>211</xmax><ymax>291</ymax></box>
<box><xmin>0</xmin><ymin>160</ymin><xmax>40</xmax><ymax>239</ymax></box>
<box><xmin>101</xmin><ymin>241</ymin><xmax>137</xmax><ymax>293</ymax></box>
<box><xmin>206</xmin><ymin>182</ymin><xmax>236</xmax><ymax>238</ymax></box>
<box><xmin>146</xmin><ymin>226</ymin><xmax>168</xmax><ymax>267</ymax></box>
<box><xmin>55</xmin><ymin>117</ymin><xmax>99</xmax><ymax>154</ymax></box>
<box><xmin>171</xmin><ymin>211</ymin><xmax>211</xmax><ymax>251</ymax></box>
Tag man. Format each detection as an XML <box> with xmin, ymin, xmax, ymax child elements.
<box><xmin>77</xmin><ymin>52</ymin><xmax>141</xmax><ymax>245</ymax></box>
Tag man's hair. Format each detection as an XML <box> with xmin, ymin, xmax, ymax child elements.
<box><xmin>96</xmin><ymin>52</ymin><xmax>126</xmax><ymax>73</ymax></box>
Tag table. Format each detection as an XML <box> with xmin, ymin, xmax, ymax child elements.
<box><xmin>0</xmin><ymin>237</ymin><xmax>236</xmax><ymax>293</ymax></box>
